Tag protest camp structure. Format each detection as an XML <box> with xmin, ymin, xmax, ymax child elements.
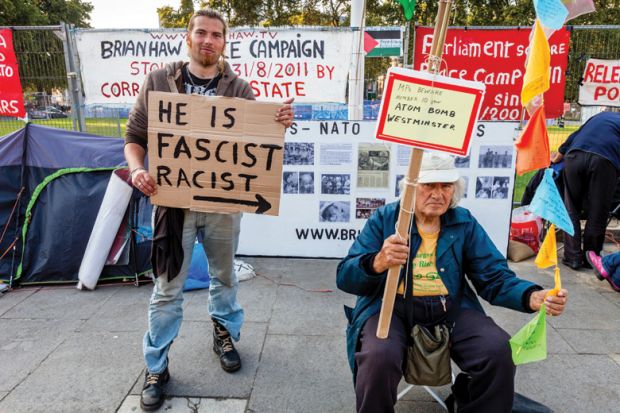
<box><xmin>0</xmin><ymin>124</ymin><xmax>151</xmax><ymax>285</ymax></box>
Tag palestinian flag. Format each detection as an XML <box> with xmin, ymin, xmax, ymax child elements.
<box><xmin>364</xmin><ymin>28</ymin><xmax>403</xmax><ymax>57</ymax></box>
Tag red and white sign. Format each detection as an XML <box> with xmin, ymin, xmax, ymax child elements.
<box><xmin>579</xmin><ymin>59</ymin><xmax>620</xmax><ymax>107</ymax></box>
<box><xmin>413</xmin><ymin>27</ymin><xmax>570</xmax><ymax>121</ymax></box>
<box><xmin>375</xmin><ymin>68</ymin><xmax>485</xmax><ymax>156</ymax></box>
<box><xmin>0</xmin><ymin>29</ymin><xmax>26</xmax><ymax>118</ymax></box>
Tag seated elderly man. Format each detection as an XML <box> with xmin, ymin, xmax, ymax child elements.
<box><xmin>336</xmin><ymin>153</ymin><xmax>568</xmax><ymax>413</ymax></box>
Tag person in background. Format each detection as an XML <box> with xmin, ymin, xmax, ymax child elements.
<box><xmin>552</xmin><ymin>111</ymin><xmax>620</xmax><ymax>270</ymax></box>
<box><xmin>586</xmin><ymin>250</ymin><xmax>620</xmax><ymax>292</ymax></box>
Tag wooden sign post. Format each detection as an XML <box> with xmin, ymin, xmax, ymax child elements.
<box><xmin>147</xmin><ymin>91</ymin><xmax>285</xmax><ymax>216</ymax></box>
<box><xmin>376</xmin><ymin>0</ymin><xmax>454</xmax><ymax>339</ymax></box>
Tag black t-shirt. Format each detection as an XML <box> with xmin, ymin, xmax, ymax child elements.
<box><xmin>182</xmin><ymin>64</ymin><xmax>221</xmax><ymax>96</ymax></box>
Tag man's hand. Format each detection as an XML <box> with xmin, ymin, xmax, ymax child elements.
<box><xmin>132</xmin><ymin>169</ymin><xmax>157</xmax><ymax>197</ymax></box>
<box><xmin>550</xmin><ymin>152</ymin><xmax>563</xmax><ymax>164</ymax></box>
<box><xmin>276</xmin><ymin>97</ymin><xmax>294</xmax><ymax>128</ymax></box>
<box><xmin>529</xmin><ymin>288</ymin><xmax>568</xmax><ymax>316</ymax></box>
<box><xmin>372</xmin><ymin>234</ymin><xmax>409</xmax><ymax>274</ymax></box>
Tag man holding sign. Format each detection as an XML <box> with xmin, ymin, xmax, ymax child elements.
<box><xmin>124</xmin><ymin>9</ymin><xmax>293</xmax><ymax>411</ymax></box>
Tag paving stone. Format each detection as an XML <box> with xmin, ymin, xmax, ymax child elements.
<box><xmin>79</xmin><ymin>284</ymin><xmax>151</xmax><ymax>332</ymax></box>
<box><xmin>611</xmin><ymin>354</ymin><xmax>620</xmax><ymax>368</ymax></box>
<box><xmin>249</xmin><ymin>334</ymin><xmax>354</xmax><ymax>413</ymax></box>
<box><xmin>0</xmin><ymin>392</ymin><xmax>7</xmax><ymax>402</ymax></box>
<box><xmin>131</xmin><ymin>321</ymin><xmax>267</xmax><ymax>399</ymax></box>
<box><xmin>117</xmin><ymin>395</ymin><xmax>247</xmax><ymax>413</ymax></box>
<box><xmin>395</xmin><ymin>400</ymin><xmax>448</xmax><ymax>413</ymax></box>
<box><xmin>515</xmin><ymin>354</ymin><xmax>620</xmax><ymax>413</ymax></box>
<box><xmin>0</xmin><ymin>288</ymin><xmax>37</xmax><ymax>317</ymax></box>
<box><xmin>0</xmin><ymin>332</ymin><xmax>143</xmax><ymax>413</ymax></box>
<box><xmin>183</xmin><ymin>274</ymin><xmax>277</xmax><ymax>323</ymax></box>
<box><xmin>484</xmin><ymin>304</ymin><xmax>575</xmax><ymax>354</ymax></box>
<box><xmin>269</xmin><ymin>286</ymin><xmax>347</xmax><ymax>336</ymax></box>
<box><xmin>544</xmin><ymin>286</ymin><xmax>620</xmax><ymax>331</ymax></box>
<box><xmin>0</xmin><ymin>318</ymin><xmax>81</xmax><ymax>391</ymax></box>
<box><xmin>600</xmin><ymin>291</ymin><xmax>620</xmax><ymax>308</ymax></box>
<box><xmin>1</xmin><ymin>286</ymin><xmax>117</xmax><ymax>320</ymax></box>
<box><xmin>557</xmin><ymin>329</ymin><xmax>620</xmax><ymax>354</ymax></box>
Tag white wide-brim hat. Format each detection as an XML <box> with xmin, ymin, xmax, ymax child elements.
<box><xmin>417</xmin><ymin>152</ymin><xmax>460</xmax><ymax>184</ymax></box>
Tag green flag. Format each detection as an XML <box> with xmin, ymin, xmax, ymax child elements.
<box><xmin>399</xmin><ymin>0</ymin><xmax>416</xmax><ymax>21</ymax></box>
<box><xmin>509</xmin><ymin>304</ymin><xmax>547</xmax><ymax>365</ymax></box>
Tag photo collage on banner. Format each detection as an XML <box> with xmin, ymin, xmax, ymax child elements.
<box><xmin>239</xmin><ymin>121</ymin><xmax>518</xmax><ymax>258</ymax></box>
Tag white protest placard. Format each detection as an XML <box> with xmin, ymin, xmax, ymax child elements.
<box><xmin>75</xmin><ymin>28</ymin><xmax>353</xmax><ymax>104</ymax></box>
<box><xmin>578</xmin><ymin>59</ymin><xmax>620</xmax><ymax>107</ymax></box>
<box><xmin>238</xmin><ymin>120</ymin><xmax>517</xmax><ymax>257</ymax></box>
<box><xmin>147</xmin><ymin>91</ymin><xmax>285</xmax><ymax>215</ymax></box>
<box><xmin>375</xmin><ymin>68</ymin><xmax>485</xmax><ymax>156</ymax></box>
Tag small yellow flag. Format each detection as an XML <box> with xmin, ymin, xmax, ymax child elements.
<box><xmin>535</xmin><ymin>224</ymin><xmax>557</xmax><ymax>268</ymax></box>
<box><xmin>521</xmin><ymin>19</ymin><xmax>551</xmax><ymax>106</ymax></box>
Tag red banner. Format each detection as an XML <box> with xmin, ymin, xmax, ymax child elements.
<box><xmin>0</xmin><ymin>29</ymin><xmax>26</xmax><ymax>118</ymax></box>
<box><xmin>413</xmin><ymin>27</ymin><xmax>570</xmax><ymax>121</ymax></box>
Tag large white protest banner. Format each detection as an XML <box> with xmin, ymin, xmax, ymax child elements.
<box><xmin>75</xmin><ymin>28</ymin><xmax>353</xmax><ymax>105</ymax></box>
<box><xmin>238</xmin><ymin>120</ymin><xmax>518</xmax><ymax>258</ymax></box>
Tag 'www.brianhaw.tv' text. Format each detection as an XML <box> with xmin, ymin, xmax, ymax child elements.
<box><xmin>295</xmin><ymin>228</ymin><xmax>361</xmax><ymax>241</ymax></box>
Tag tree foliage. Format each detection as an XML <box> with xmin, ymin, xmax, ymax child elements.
<box><xmin>0</xmin><ymin>0</ymin><xmax>93</xmax><ymax>27</ymax></box>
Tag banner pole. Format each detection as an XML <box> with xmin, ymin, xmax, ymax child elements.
<box><xmin>376</xmin><ymin>0</ymin><xmax>453</xmax><ymax>339</ymax></box>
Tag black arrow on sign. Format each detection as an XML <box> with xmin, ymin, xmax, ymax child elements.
<box><xmin>193</xmin><ymin>194</ymin><xmax>272</xmax><ymax>214</ymax></box>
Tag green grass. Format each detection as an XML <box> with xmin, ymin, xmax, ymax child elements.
<box><xmin>0</xmin><ymin>118</ymin><xmax>127</xmax><ymax>138</ymax></box>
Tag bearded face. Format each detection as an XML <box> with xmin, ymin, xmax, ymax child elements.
<box><xmin>187</xmin><ymin>16</ymin><xmax>226</xmax><ymax>67</ymax></box>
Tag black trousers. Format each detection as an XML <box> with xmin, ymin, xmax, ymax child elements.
<box><xmin>562</xmin><ymin>150</ymin><xmax>617</xmax><ymax>262</ymax></box>
<box><xmin>354</xmin><ymin>304</ymin><xmax>515</xmax><ymax>413</ymax></box>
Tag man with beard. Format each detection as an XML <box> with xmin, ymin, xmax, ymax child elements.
<box><xmin>124</xmin><ymin>9</ymin><xmax>294</xmax><ymax>411</ymax></box>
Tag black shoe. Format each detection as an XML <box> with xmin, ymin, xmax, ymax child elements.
<box><xmin>213</xmin><ymin>319</ymin><xmax>241</xmax><ymax>372</ymax></box>
<box><xmin>562</xmin><ymin>257</ymin><xmax>582</xmax><ymax>270</ymax></box>
<box><xmin>140</xmin><ymin>368</ymin><xmax>170</xmax><ymax>411</ymax></box>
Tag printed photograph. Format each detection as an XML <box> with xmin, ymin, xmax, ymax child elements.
<box><xmin>478</xmin><ymin>146</ymin><xmax>513</xmax><ymax>168</ymax></box>
<box><xmin>321</xmin><ymin>174</ymin><xmax>351</xmax><ymax>194</ymax></box>
<box><xmin>319</xmin><ymin>201</ymin><xmax>350</xmax><ymax>223</ymax></box>
<box><xmin>284</xmin><ymin>142</ymin><xmax>314</xmax><ymax>165</ymax></box>
<box><xmin>462</xmin><ymin>176</ymin><xmax>469</xmax><ymax>198</ymax></box>
<box><xmin>358</xmin><ymin>148</ymin><xmax>390</xmax><ymax>171</ymax></box>
<box><xmin>282</xmin><ymin>172</ymin><xmax>299</xmax><ymax>194</ymax></box>
<box><xmin>475</xmin><ymin>176</ymin><xmax>510</xmax><ymax>199</ymax></box>
<box><xmin>356</xmin><ymin>198</ymin><xmax>385</xmax><ymax>220</ymax></box>
<box><xmin>395</xmin><ymin>174</ymin><xmax>404</xmax><ymax>197</ymax></box>
<box><xmin>491</xmin><ymin>176</ymin><xmax>510</xmax><ymax>199</ymax></box>
<box><xmin>475</xmin><ymin>176</ymin><xmax>493</xmax><ymax>199</ymax></box>
<box><xmin>455</xmin><ymin>155</ymin><xmax>470</xmax><ymax>168</ymax></box>
<box><xmin>299</xmin><ymin>172</ymin><xmax>315</xmax><ymax>194</ymax></box>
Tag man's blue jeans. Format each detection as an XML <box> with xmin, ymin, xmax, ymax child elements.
<box><xmin>143</xmin><ymin>209</ymin><xmax>244</xmax><ymax>374</ymax></box>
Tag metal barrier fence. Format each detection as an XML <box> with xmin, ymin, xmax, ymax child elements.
<box><xmin>0</xmin><ymin>24</ymin><xmax>618</xmax><ymax>143</ymax></box>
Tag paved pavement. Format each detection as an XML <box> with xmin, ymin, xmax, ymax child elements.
<box><xmin>1</xmin><ymin>247</ymin><xmax>620</xmax><ymax>413</ymax></box>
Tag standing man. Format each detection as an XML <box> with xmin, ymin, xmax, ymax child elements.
<box><xmin>552</xmin><ymin>110</ymin><xmax>620</xmax><ymax>269</ymax></box>
<box><xmin>124</xmin><ymin>9</ymin><xmax>293</xmax><ymax>411</ymax></box>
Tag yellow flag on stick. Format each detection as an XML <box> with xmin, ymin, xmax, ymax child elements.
<box><xmin>521</xmin><ymin>19</ymin><xmax>550</xmax><ymax>107</ymax></box>
<box><xmin>547</xmin><ymin>266</ymin><xmax>562</xmax><ymax>298</ymax></box>
<box><xmin>535</xmin><ymin>224</ymin><xmax>557</xmax><ymax>268</ymax></box>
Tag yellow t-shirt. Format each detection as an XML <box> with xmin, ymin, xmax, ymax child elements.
<box><xmin>397</xmin><ymin>227</ymin><xmax>449</xmax><ymax>296</ymax></box>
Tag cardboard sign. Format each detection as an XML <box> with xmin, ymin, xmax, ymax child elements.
<box><xmin>578</xmin><ymin>59</ymin><xmax>620</xmax><ymax>107</ymax></box>
<box><xmin>375</xmin><ymin>68</ymin><xmax>485</xmax><ymax>156</ymax></box>
<box><xmin>147</xmin><ymin>92</ymin><xmax>285</xmax><ymax>215</ymax></box>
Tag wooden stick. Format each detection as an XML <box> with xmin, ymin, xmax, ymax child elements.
<box><xmin>376</xmin><ymin>0</ymin><xmax>453</xmax><ymax>339</ymax></box>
